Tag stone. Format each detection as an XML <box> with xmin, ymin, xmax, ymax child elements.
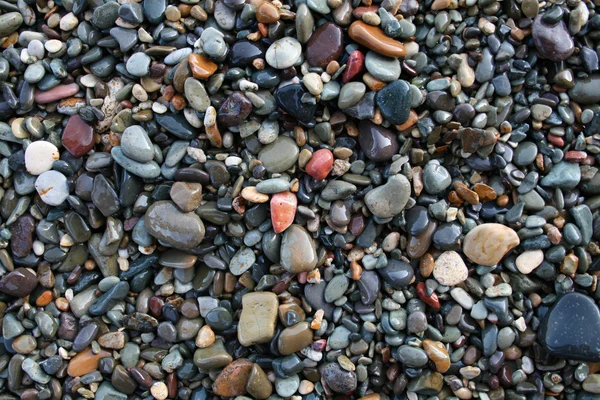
<box><xmin>278</xmin><ymin>322</ymin><xmax>313</xmax><ymax>355</ymax></box>
<box><xmin>67</xmin><ymin>348</ymin><xmax>111</xmax><ymax>377</ymax></box>
<box><xmin>532</xmin><ymin>15</ymin><xmax>575</xmax><ymax>61</ymax></box>
<box><xmin>120</xmin><ymin>125</ymin><xmax>154</xmax><ymax>163</ymax></box>
<box><xmin>185</xmin><ymin>78</ymin><xmax>211</xmax><ymax>112</ymax></box>
<box><xmin>238</xmin><ymin>292</ymin><xmax>279</xmax><ymax>346</ymax></box>
<box><xmin>365</xmin><ymin>51</ymin><xmax>401</xmax><ymax>82</ymax></box>
<box><xmin>35</xmin><ymin>171</ymin><xmax>69</xmax><ymax>206</ymax></box>
<box><xmin>259</xmin><ymin>136</ymin><xmax>299</xmax><ymax>173</ymax></box>
<box><xmin>280</xmin><ymin>224</ymin><xmax>318</xmax><ymax>273</ymax></box>
<box><xmin>541</xmin><ymin>162</ymin><xmax>581</xmax><ymax>190</ymax></box>
<box><xmin>379</xmin><ymin>259</ymin><xmax>413</xmax><ymax>289</ymax></box>
<box><xmin>188</xmin><ymin>54</ymin><xmax>217</xmax><ymax>79</ymax></box>
<box><xmin>0</xmin><ymin>267</ymin><xmax>37</xmax><ymax>297</ymax></box>
<box><xmin>463</xmin><ymin>224</ymin><xmax>520</xmax><ymax>266</ymax></box>
<box><xmin>376</xmin><ymin>80</ymin><xmax>411</xmax><ymax>125</ymax></box>
<box><xmin>539</xmin><ymin>292</ymin><xmax>600</xmax><ymax>362</ymax></box>
<box><xmin>433</xmin><ymin>251</ymin><xmax>468</xmax><ymax>286</ymax></box>
<box><xmin>305</xmin><ymin>22</ymin><xmax>344</xmax><ymax>68</ymax></box>
<box><xmin>276</xmin><ymin>84</ymin><xmax>317</xmax><ymax>124</ymax></box>
<box><xmin>62</xmin><ymin>115</ymin><xmax>95</xmax><ymax>158</ymax></box>
<box><xmin>193</xmin><ymin>340</ymin><xmax>232</xmax><ymax>369</ymax></box>
<box><xmin>0</xmin><ymin>12</ymin><xmax>23</xmax><ymax>37</ymax></box>
<box><xmin>423</xmin><ymin>339</ymin><xmax>450</xmax><ymax>373</ymax></box>
<box><xmin>144</xmin><ymin>201</ymin><xmax>205</xmax><ymax>249</ymax></box>
<box><xmin>170</xmin><ymin>182</ymin><xmax>202</xmax><ymax>212</ymax></box>
<box><xmin>247</xmin><ymin>364</ymin><xmax>273</xmax><ymax>399</ymax></box>
<box><xmin>515</xmin><ymin>250</ymin><xmax>544</xmax><ymax>274</ymax></box>
<box><xmin>321</xmin><ymin>362</ymin><xmax>357</xmax><ymax>393</ymax></box>
<box><xmin>212</xmin><ymin>359</ymin><xmax>253</xmax><ymax>397</ymax></box>
<box><xmin>348</xmin><ymin>21</ymin><xmax>406</xmax><ymax>57</ymax></box>
<box><xmin>266</xmin><ymin>37</ymin><xmax>302</xmax><ymax>69</ymax></box>
<box><xmin>358</xmin><ymin>121</ymin><xmax>399</xmax><ymax>162</ymax></box>
<box><xmin>364</xmin><ymin>174</ymin><xmax>411</xmax><ymax>218</ymax></box>
<box><xmin>305</xmin><ymin>149</ymin><xmax>334</xmax><ymax>180</ymax></box>
<box><xmin>10</xmin><ymin>215</ymin><xmax>34</xmax><ymax>257</ymax></box>
<box><xmin>25</xmin><ymin>141</ymin><xmax>59</xmax><ymax>175</ymax></box>
<box><xmin>270</xmin><ymin>191</ymin><xmax>297</xmax><ymax>234</ymax></box>
<box><xmin>229</xmin><ymin>247</ymin><xmax>256</xmax><ymax>276</ymax></box>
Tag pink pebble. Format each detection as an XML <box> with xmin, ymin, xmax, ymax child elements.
<box><xmin>34</xmin><ymin>83</ymin><xmax>80</xmax><ymax>104</ymax></box>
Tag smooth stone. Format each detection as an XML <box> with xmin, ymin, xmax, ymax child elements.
<box><xmin>463</xmin><ymin>223</ymin><xmax>520</xmax><ymax>266</ymax></box>
<box><xmin>62</xmin><ymin>115</ymin><xmax>95</xmax><ymax>158</ymax></box>
<box><xmin>278</xmin><ymin>322</ymin><xmax>313</xmax><ymax>355</ymax></box>
<box><xmin>358</xmin><ymin>121</ymin><xmax>399</xmax><ymax>162</ymax></box>
<box><xmin>193</xmin><ymin>340</ymin><xmax>232</xmax><ymax>370</ymax></box>
<box><xmin>258</xmin><ymin>136</ymin><xmax>299</xmax><ymax>173</ymax></box>
<box><xmin>305</xmin><ymin>22</ymin><xmax>344</xmax><ymax>68</ymax></box>
<box><xmin>280</xmin><ymin>224</ymin><xmax>317</xmax><ymax>273</ymax></box>
<box><xmin>532</xmin><ymin>15</ymin><xmax>574</xmax><ymax>61</ymax></box>
<box><xmin>92</xmin><ymin>175</ymin><xmax>120</xmax><ymax>217</ymax></box>
<box><xmin>270</xmin><ymin>191</ymin><xmax>297</xmax><ymax>234</ymax></box>
<box><xmin>539</xmin><ymin>292</ymin><xmax>600</xmax><ymax>362</ymax></box>
<box><xmin>238</xmin><ymin>292</ymin><xmax>279</xmax><ymax>346</ymax></box>
<box><xmin>120</xmin><ymin>126</ymin><xmax>154</xmax><ymax>163</ymax></box>
<box><xmin>184</xmin><ymin>78</ymin><xmax>210</xmax><ymax>112</ymax></box>
<box><xmin>364</xmin><ymin>174</ymin><xmax>410</xmax><ymax>218</ymax></box>
<box><xmin>0</xmin><ymin>12</ymin><xmax>23</xmax><ymax>36</ymax></box>
<box><xmin>111</xmin><ymin>147</ymin><xmax>161</xmax><ymax>179</ymax></box>
<box><xmin>541</xmin><ymin>162</ymin><xmax>581</xmax><ymax>190</ymax></box>
<box><xmin>324</xmin><ymin>274</ymin><xmax>349</xmax><ymax>303</ymax></box>
<box><xmin>67</xmin><ymin>348</ymin><xmax>111</xmax><ymax>377</ymax></box>
<box><xmin>125</xmin><ymin>52</ymin><xmax>151</xmax><ymax>77</ymax></box>
<box><xmin>34</xmin><ymin>170</ymin><xmax>69</xmax><ymax>206</ymax></box>
<box><xmin>218</xmin><ymin>91</ymin><xmax>252</xmax><ymax>127</ymax></box>
<box><xmin>338</xmin><ymin>82</ymin><xmax>366</xmax><ymax>109</ymax></box>
<box><xmin>170</xmin><ymin>182</ymin><xmax>202</xmax><ymax>213</ymax></box>
<box><xmin>229</xmin><ymin>247</ymin><xmax>256</xmax><ymax>276</ymax></box>
<box><xmin>265</xmin><ymin>37</ymin><xmax>302</xmax><ymax>69</ymax></box>
<box><xmin>348</xmin><ymin>21</ymin><xmax>406</xmax><ymax>58</ymax></box>
<box><xmin>376</xmin><ymin>80</ymin><xmax>411</xmax><ymax>125</ymax></box>
<box><xmin>212</xmin><ymin>359</ymin><xmax>253</xmax><ymax>397</ymax></box>
<box><xmin>25</xmin><ymin>141</ymin><xmax>59</xmax><ymax>175</ymax></box>
<box><xmin>433</xmin><ymin>251</ymin><xmax>468</xmax><ymax>286</ymax></box>
<box><xmin>365</xmin><ymin>51</ymin><xmax>401</xmax><ymax>82</ymax></box>
<box><xmin>569</xmin><ymin>74</ymin><xmax>600</xmax><ymax>105</ymax></box>
<box><xmin>379</xmin><ymin>259</ymin><xmax>413</xmax><ymax>289</ymax></box>
<box><xmin>247</xmin><ymin>364</ymin><xmax>273</xmax><ymax>399</ymax></box>
<box><xmin>10</xmin><ymin>215</ymin><xmax>34</xmax><ymax>257</ymax></box>
<box><xmin>275</xmin><ymin>84</ymin><xmax>317</xmax><ymax>124</ymax></box>
<box><xmin>145</xmin><ymin>201</ymin><xmax>205</xmax><ymax>249</ymax></box>
<box><xmin>423</xmin><ymin>162</ymin><xmax>452</xmax><ymax>194</ymax></box>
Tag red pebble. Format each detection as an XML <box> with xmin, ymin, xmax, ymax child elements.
<box><xmin>547</xmin><ymin>134</ymin><xmax>564</xmax><ymax>147</ymax></box>
<box><xmin>416</xmin><ymin>282</ymin><xmax>440</xmax><ymax>309</ymax></box>
<box><xmin>62</xmin><ymin>115</ymin><xmax>95</xmax><ymax>157</ymax></box>
<box><xmin>148</xmin><ymin>296</ymin><xmax>164</xmax><ymax>318</ymax></box>
<box><xmin>305</xmin><ymin>149</ymin><xmax>334</xmax><ymax>180</ymax></box>
<box><xmin>343</xmin><ymin>50</ymin><xmax>365</xmax><ymax>83</ymax></box>
<box><xmin>270</xmin><ymin>191</ymin><xmax>297</xmax><ymax>234</ymax></box>
<box><xmin>564</xmin><ymin>150</ymin><xmax>587</xmax><ymax>162</ymax></box>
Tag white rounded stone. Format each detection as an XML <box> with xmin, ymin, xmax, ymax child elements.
<box><xmin>35</xmin><ymin>171</ymin><xmax>69</xmax><ymax>206</ymax></box>
<box><xmin>25</xmin><ymin>141</ymin><xmax>60</xmax><ymax>175</ymax></box>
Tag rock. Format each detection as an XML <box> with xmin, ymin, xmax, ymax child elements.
<box><xmin>25</xmin><ymin>141</ymin><xmax>59</xmax><ymax>175</ymax></box>
<box><xmin>188</xmin><ymin>54</ymin><xmax>218</xmax><ymax>79</ymax></box>
<box><xmin>10</xmin><ymin>215</ymin><xmax>34</xmax><ymax>257</ymax></box>
<box><xmin>278</xmin><ymin>322</ymin><xmax>313</xmax><ymax>355</ymax></box>
<box><xmin>35</xmin><ymin>83</ymin><xmax>80</xmax><ymax>104</ymax></box>
<box><xmin>35</xmin><ymin>170</ymin><xmax>69</xmax><ymax>206</ymax></box>
<box><xmin>193</xmin><ymin>340</ymin><xmax>232</xmax><ymax>369</ymax></box>
<box><xmin>238</xmin><ymin>292</ymin><xmax>279</xmax><ymax>346</ymax></box>
<box><xmin>433</xmin><ymin>251</ymin><xmax>468</xmax><ymax>286</ymax></box>
<box><xmin>375</xmin><ymin>80</ymin><xmax>411</xmax><ymax>125</ymax></box>
<box><xmin>532</xmin><ymin>15</ymin><xmax>574</xmax><ymax>61</ymax></box>
<box><xmin>348</xmin><ymin>21</ymin><xmax>406</xmax><ymax>57</ymax></box>
<box><xmin>379</xmin><ymin>259</ymin><xmax>413</xmax><ymax>289</ymax></box>
<box><xmin>144</xmin><ymin>201</ymin><xmax>205</xmax><ymax>249</ymax></box>
<box><xmin>305</xmin><ymin>22</ymin><xmax>344</xmax><ymax>68</ymax></box>
<box><xmin>321</xmin><ymin>363</ymin><xmax>357</xmax><ymax>393</ymax></box>
<box><xmin>0</xmin><ymin>12</ymin><xmax>23</xmax><ymax>37</ymax></box>
<box><xmin>364</xmin><ymin>174</ymin><xmax>411</xmax><ymax>218</ymax></box>
<box><xmin>270</xmin><ymin>191</ymin><xmax>297</xmax><ymax>234</ymax></box>
<box><xmin>539</xmin><ymin>292</ymin><xmax>600</xmax><ymax>362</ymax></box>
<box><xmin>0</xmin><ymin>268</ymin><xmax>37</xmax><ymax>297</ymax></box>
<box><xmin>212</xmin><ymin>359</ymin><xmax>253</xmax><ymax>397</ymax></box>
<box><xmin>259</xmin><ymin>136</ymin><xmax>299</xmax><ymax>173</ymax></box>
<box><xmin>67</xmin><ymin>348</ymin><xmax>111</xmax><ymax>377</ymax></box>
<box><xmin>365</xmin><ymin>51</ymin><xmax>401</xmax><ymax>82</ymax></box>
<box><xmin>62</xmin><ymin>115</ymin><xmax>95</xmax><ymax>158</ymax></box>
<box><xmin>305</xmin><ymin>149</ymin><xmax>333</xmax><ymax>180</ymax></box>
<box><xmin>280</xmin><ymin>224</ymin><xmax>318</xmax><ymax>273</ymax></box>
<box><xmin>541</xmin><ymin>162</ymin><xmax>581</xmax><ymax>190</ymax></box>
<box><xmin>229</xmin><ymin>247</ymin><xmax>256</xmax><ymax>276</ymax></box>
<box><xmin>185</xmin><ymin>78</ymin><xmax>211</xmax><ymax>112</ymax></box>
<box><xmin>423</xmin><ymin>339</ymin><xmax>450</xmax><ymax>373</ymax></box>
<box><xmin>247</xmin><ymin>364</ymin><xmax>273</xmax><ymax>399</ymax></box>
<box><xmin>170</xmin><ymin>182</ymin><xmax>202</xmax><ymax>213</ymax></box>
<box><xmin>515</xmin><ymin>250</ymin><xmax>544</xmax><ymax>274</ymax></box>
<box><xmin>569</xmin><ymin>74</ymin><xmax>600</xmax><ymax>105</ymax></box>
<box><xmin>120</xmin><ymin>125</ymin><xmax>154</xmax><ymax>163</ymax></box>
<box><xmin>265</xmin><ymin>37</ymin><xmax>302</xmax><ymax>69</ymax></box>
<box><xmin>276</xmin><ymin>84</ymin><xmax>317</xmax><ymax>124</ymax></box>
<box><xmin>358</xmin><ymin>121</ymin><xmax>399</xmax><ymax>162</ymax></box>
<box><xmin>463</xmin><ymin>223</ymin><xmax>520</xmax><ymax>266</ymax></box>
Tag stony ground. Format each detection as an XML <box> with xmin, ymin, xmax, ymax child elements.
<box><xmin>0</xmin><ymin>0</ymin><xmax>599</xmax><ymax>398</ymax></box>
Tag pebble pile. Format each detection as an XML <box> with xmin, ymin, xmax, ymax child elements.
<box><xmin>0</xmin><ymin>0</ymin><xmax>600</xmax><ymax>397</ymax></box>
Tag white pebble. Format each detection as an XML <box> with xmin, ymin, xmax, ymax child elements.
<box><xmin>27</xmin><ymin>40</ymin><xmax>45</xmax><ymax>59</ymax></box>
<box><xmin>45</xmin><ymin>39</ymin><xmax>63</xmax><ymax>53</ymax></box>
<box><xmin>25</xmin><ymin>141</ymin><xmax>60</xmax><ymax>175</ymax></box>
<box><xmin>515</xmin><ymin>250</ymin><xmax>544</xmax><ymax>274</ymax></box>
<box><xmin>35</xmin><ymin>170</ymin><xmax>69</xmax><ymax>206</ymax></box>
<box><xmin>32</xmin><ymin>240</ymin><xmax>45</xmax><ymax>256</ymax></box>
<box><xmin>60</xmin><ymin>12</ymin><xmax>78</xmax><ymax>31</ymax></box>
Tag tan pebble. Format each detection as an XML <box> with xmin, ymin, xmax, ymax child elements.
<box><xmin>431</xmin><ymin>0</ymin><xmax>451</xmax><ymax>10</ymax></box>
<box><xmin>195</xmin><ymin>325</ymin><xmax>216</xmax><ymax>348</ymax></box>
<box><xmin>561</xmin><ymin>253</ymin><xmax>579</xmax><ymax>275</ymax></box>
<box><xmin>463</xmin><ymin>223</ymin><xmax>519</xmax><ymax>266</ymax></box>
<box><xmin>515</xmin><ymin>250</ymin><xmax>544</xmax><ymax>274</ymax></box>
<box><xmin>298</xmin><ymin>380</ymin><xmax>315</xmax><ymax>395</ymax></box>
<box><xmin>241</xmin><ymin>186</ymin><xmax>269</xmax><ymax>203</ymax></box>
<box><xmin>420</xmin><ymin>253</ymin><xmax>434</xmax><ymax>278</ymax></box>
<box><xmin>457</xmin><ymin>54</ymin><xmax>475</xmax><ymax>88</ymax></box>
<box><xmin>150</xmin><ymin>382</ymin><xmax>168</xmax><ymax>400</ymax></box>
<box><xmin>338</xmin><ymin>355</ymin><xmax>355</xmax><ymax>371</ymax></box>
<box><xmin>433</xmin><ymin>251</ymin><xmax>468</xmax><ymax>286</ymax></box>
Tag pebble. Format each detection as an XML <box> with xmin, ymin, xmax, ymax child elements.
<box><xmin>433</xmin><ymin>251</ymin><xmax>468</xmax><ymax>286</ymax></box>
<box><xmin>24</xmin><ymin>141</ymin><xmax>59</xmax><ymax>175</ymax></box>
<box><xmin>463</xmin><ymin>224</ymin><xmax>520</xmax><ymax>266</ymax></box>
<box><xmin>35</xmin><ymin>171</ymin><xmax>69</xmax><ymax>206</ymax></box>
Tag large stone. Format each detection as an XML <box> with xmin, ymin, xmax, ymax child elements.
<box><xmin>539</xmin><ymin>292</ymin><xmax>600</xmax><ymax>362</ymax></box>
<box><xmin>144</xmin><ymin>201</ymin><xmax>205</xmax><ymax>249</ymax></box>
<box><xmin>238</xmin><ymin>292</ymin><xmax>279</xmax><ymax>346</ymax></box>
<box><xmin>305</xmin><ymin>22</ymin><xmax>344</xmax><ymax>68</ymax></box>
<box><xmin>280</xmin><ymin>224</ymin><xmax>318</xmax><ymax>273</ymax></box>
<box><xmin>463</xmin><ymin>223</ymin><xmax>519</xmax><ymax>266</ymax></box>
<box><xmin>364</xmin><ymin>174</ymin><xmax>410</xmax><ymax>218</ymax></box>
<box><xmin>212</xmin><ymin>359</ymin><xmax>253</xmax><ymax>397</ymax></box>
<box><xmin>532</xmin><ymin>15</ymin><xmax>574</xmax><ymax>61</ymax></box>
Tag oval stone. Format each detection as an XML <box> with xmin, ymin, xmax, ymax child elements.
<box><xmin>144</xmin><ymin>201</ymin><xmax>205</xmax><ymax>249</ymax></box>
<box><xmin>463</xmin><ymin>223</ymin><xmax>520</xmax><ymax>266</ymax></box>
<box><xmin>258</xmin><ymin>136</ymin><xmax>299</xmax><ymax>173</ymax></box>
<box><xmin>532</xmin><ymin>15</ymin><xmax>574</xmax><ymax>61</ymax></box>
<box><xmin>305</xmin><ymin>22</ymin><xmax>344</xmax><ymax>68</ymax></box>
<box><xmin>358</xmin><ymin>121</ymin><xmax>399</xmax><ymax>161</ymax></box>
<box><xmin>280</xmin><ymin>224</ymin><xmax>318</xmax><ymax>273</ymax></box>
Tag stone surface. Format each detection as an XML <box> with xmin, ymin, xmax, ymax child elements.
<box><xmin>463</xmin><ymin>224</ymin><xmax>520</xmax><ymax>266</ymax></box>
<box><xmin>144</xmin><ymin>201</ymin><xmax>205</xmax><ymax>249</ymax></box>
<box><xmin>433</xmin><ymin>251</ymin><xmax>468</xmax><ymax>286</ymax></box>
<box><xmin>238</xmin><ymin>292</ymin><xmax>279</xmax><ymax>346</ymax></box>
<box><xmin>280</xmin><ymin>224</ymin><xmax>318</xmax><ymax>273</ymax></box>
